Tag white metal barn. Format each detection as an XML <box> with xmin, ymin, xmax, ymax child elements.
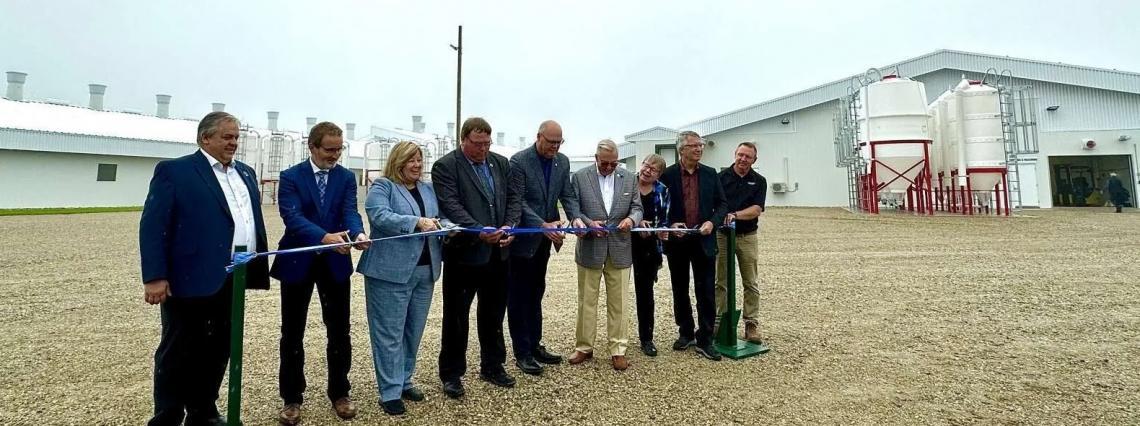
<box><xmin>622</xmin><ymin>50</ymin><xmax>1140</xmax><ymax>209</ymax></box>
<box><xmin>0</xmin><ymin>71</ymin><xmax>518</xmax><ymax>209</ymax></box>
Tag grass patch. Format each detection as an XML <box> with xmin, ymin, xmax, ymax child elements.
<box><xmin>0</xmin><ymin>206</ymin><xmax>143</xmax><ymax>216</ymax></box>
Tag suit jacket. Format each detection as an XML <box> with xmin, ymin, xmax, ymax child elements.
<box><xmin>659</xmin><ymin>162</ymin><xmax>727</xmax><ymax>258</ymax></box>
<box><xmin>356</xmin><ymin>178</ymin><xmax>445</xmax><ymax>284</ymax></box>
<box><xmin>269</xmin><ymin>161</ymin><xmax>365</xmax><ymax>284</ymax></box>
<box><xmin>431</xmin><ymin>149</ymin><xmax>521</xmax><ymax>266</ymax></box>
<box><xmin>506</xmin><ymin>145</ymin><xmax>580</xmax><ymax>258</ymax></box>
<box><xmin>569</xmin><ymin>166</ymin><xmax>643</xmax><ymax>269</ymax></box>
<box><xmin>139</xmin><ymin>150</ymin><xmax>270</xmax><ymax>297</ymax></box>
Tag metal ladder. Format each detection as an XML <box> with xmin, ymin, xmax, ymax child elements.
<box><xmin>999</xmin><ymin>86</ymin><xmax>1022</xmax><ymax>210</ymax></box>
<box><xmin>833</xmin><ymin>92</ymin><xmax>863</xmax><ymax>212</ymax></box>
<box><xmin>993</xmin><ymin>69</ymin><xmax>1040</xmax><ymax>211</ymax></box>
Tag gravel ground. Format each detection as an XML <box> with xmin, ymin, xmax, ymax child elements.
<box><xmin>1</xmin><ymin>207</ymin><xmax>1138</xmax><ymax>425</ymax></box>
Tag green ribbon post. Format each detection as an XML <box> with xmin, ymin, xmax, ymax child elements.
<box><xmin>714</xmin><ymin>226</ymin><xmax>770</xmax><ymax>359</ymax></box>
<box><xmin>226</xmin><ymin>245</ymin><xmax>248</xmax><ymax>426</ymax></box>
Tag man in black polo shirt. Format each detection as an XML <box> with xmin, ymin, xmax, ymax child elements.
<box><xmin>716</xmin><ymin>141</ymin><xmax>767</xmax><ymax>344</ymax></box>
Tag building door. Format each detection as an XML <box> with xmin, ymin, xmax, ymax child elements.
<box><xmin>1018</xmin><ymin>162</ymin><xmax>1040</xmax><ymax>207</ymax></box>
<box><xmin>657</xmin><ymin>146</ymin><xmax>677</xmax><ymax>167</ymax></box>
<box><xmin>1048</xmin><ymin>155</ymin><xmax>1135</xmax><ymax>207</ymax></box>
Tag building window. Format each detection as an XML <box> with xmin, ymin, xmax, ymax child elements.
<box><xmin>97</xmin><ymin>163</ymin><xmax>118</xmax><ymax>181</ymax></box>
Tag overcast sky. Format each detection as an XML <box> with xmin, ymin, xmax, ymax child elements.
<box><xmin>2</xmin><ymin>0</ymin><xmax>1138</xmax><ymax>156</ymax></box>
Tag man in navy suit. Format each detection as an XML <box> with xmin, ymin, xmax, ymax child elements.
<box><xmin>505</xmin><ymin>120</ymin><xmax>579</xmax><ymax>375</ymax></box>
<box><xmin>139</xmin><ymin>111</ymin><xmax>271</xmax><ymax>426</ymax></box>
<box><xmin>270</xmin><ymin>121</ymin><xmax>368</xmax><ymax>425</ymax></box>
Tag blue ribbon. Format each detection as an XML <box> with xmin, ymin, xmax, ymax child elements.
<box><xmin>224</xmin><ymin>225</ymin><xmax>708</xmax><ymax>272</ymax></box>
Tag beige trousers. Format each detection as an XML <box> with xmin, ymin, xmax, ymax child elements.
<box><xmin>575</xmin><ymin>259</ymin><xmax>630</xmax><ymax>356</ymax></box>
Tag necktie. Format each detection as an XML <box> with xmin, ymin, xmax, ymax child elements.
<box><xmin>316</xmin><ymin>170</ymin><xmax>328</xmax><ymax>205</ymax></box>
<box><xmin>475</xmin><ymin>163</ymin><xmax>494</xmax><ymax>195</ymax></box>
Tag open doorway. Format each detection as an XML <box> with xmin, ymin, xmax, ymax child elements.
<box><xmin>1048</xmin><ymin>155</ymin><xmax>1134</xmax><ymax>207</ymax></box>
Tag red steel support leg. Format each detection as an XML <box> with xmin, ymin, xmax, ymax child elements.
<box><xmin>1002</xmin><ymin>170</ymin><xmax>1010</xmax><ymax>216</ymax></box>
<box><xmin>995</xmin><ymin>181</ymin><xmax>1003</xmax><ymax>216</ymax></box>
<box><xmin>966</xmin><ymin>176</ymin><xmax>974</xmax><ymax>216</ymax></box>
<box><xmin>870</xmin><ymin>144</ymin><xmax>879</xmax><ymax>214</ymax></box>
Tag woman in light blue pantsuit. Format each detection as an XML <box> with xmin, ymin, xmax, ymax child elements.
<box><xmin>357</xmin><ymin>141</ymin><xmax>445</xmax><ymax>416</ymax></box>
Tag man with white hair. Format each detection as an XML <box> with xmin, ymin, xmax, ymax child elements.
<box><xmin>659</xmin><ymin>130</ymin><xmax>727</xmax><ymax>361</ymax></box>
<box><xmin>566</xmin><ymin>139</ymin><xmax>643</xmax><ymax>371</ymax></box>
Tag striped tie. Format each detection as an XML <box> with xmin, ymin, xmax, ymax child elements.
<box><xmin>316</xmin><ymin>170</ymin><xmax>328</xmax><ymax>205</ymax></box>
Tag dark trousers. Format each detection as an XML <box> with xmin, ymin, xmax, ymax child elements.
<box><xmin>279</xmin><ymin>257</ymin><xmax>352</xmax><ymax>405</ymax></box>
<box><xmin>666</xmin><ymin>239</ymin><xmax>717</xmax><ymax>347</ymax></box>
<box><xmin>507</xmin><ymin>239</ymin><xmax>552</xmax><ymax>359</ymax></box>
<box><xmin>149</xmin><ymin>279</ymin><xmax>233</xmax><ymax>426</ymax></box>
<box><xmin>438</xmin><ymin>253</ymin><xmax>509</xmax><ymax>382</ymax></box>
<box><xmin>631</xmin><ymin>236</ymin><xmax>663</xmax><ymax>343</ymax></box>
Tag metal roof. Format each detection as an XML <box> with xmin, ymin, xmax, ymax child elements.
<box><xmin>0</xmin><ymin>97</ymin><xmax>375</xmax><ymax>159</ymax></box>
<box><xmin>624</xmin><ymin>126</ymin><xmax>679</xmax><ymax>141</ymax></box>
<box><xmin>633</xmin><ymin>49</ymin><xmax>1140</xmax><ymax>138</ymax></box>
<box><xmin>0</xmin><ymin>97</ymin><xmax>200</xmax><ymax>144</ymax></box>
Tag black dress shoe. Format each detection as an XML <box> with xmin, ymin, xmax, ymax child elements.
<box><xmin>480</xmin><ymin>370</ymin><xmax>517</xmax><ymax>388</ymax></box>
<box><xmin>640</xmin><ymin>341</ymin><xmax>658</xmax><ymax>357</ymax></box>
<box><xmin>672</xmin><ymin>336</ymin><xmax>696</xmax><ymax>351</ymax></box>
<box><xmin>533</xmin><ymin>345</ymin><xmax>563</xmax><ymax>364</ymax></box>
<box><xmin>515</xmin><ymin>357</ymin><xmax>544</xmax><ymax>375</ymax></box>
<box><xmin>442</xmin><ymin>380</ymin><xmax>465</xmax><ymax>399</ymax></box>
<box><xmin>402</xmin><ymin>386</ymin><xmax>425</xmax><ymax>402</ymax></box>
<box><xmin>695</xmin><ymin>344</ymin><xmax>722</xmax><ymax>361</ymax></box>
<box><xmin>381</xmin><ymin>399</ymin><xmax>407</xmax><ymax>416</ymax></box>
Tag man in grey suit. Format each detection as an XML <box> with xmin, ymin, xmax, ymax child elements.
<box><xmin>432</xmin><ymin>117</ymin><xmax>522</xmax><ymax>398</ymax></box>
<box><xmin>566</xmin><ymin>139</ymin><xmax>643</xmax><ymax>371</ymax></box>
<box><xmin>505</xmin><ymin>120</ymin><xmax>580</xmax><ymax>375</ymax></box>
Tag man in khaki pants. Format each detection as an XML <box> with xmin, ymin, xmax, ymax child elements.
<box><xmin>566</xmin><ymin>139</ymin><xmax>643</xmax><ymax>371</ymax></box>
<box><xmin>716</xmin><ymin>141</ymin><xmax>767</xmax><ymax>344</ymax></box>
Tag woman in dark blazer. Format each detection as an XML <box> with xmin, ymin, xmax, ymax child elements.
<box><xmin>357</xmin><ymin>141</ymin><xmax>445</xmax><ymax>416</ymax></box>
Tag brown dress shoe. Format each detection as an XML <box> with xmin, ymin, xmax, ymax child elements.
<box><xmin>278</xmin><ymin>403</ymin><xmax>301</xmax><ymax>425</ymax></box>
<box><xmin>744</xmin><ymin>322</ymin><xmax>763</xmax><ymax>344</ymax></box>
<box><xmin>568</xmin><ymin>350</ymin><xmax>593</xmax><ymax>365</ymax></box>
<box><xmin>332</xmin><ymin>396</ymin><xmax>357</xmax><ymax>420</ymax></box>
<box><xmin>611</xmin><ymin>355</ymin><xmax>629</xmax><ymax>371</ymax></box>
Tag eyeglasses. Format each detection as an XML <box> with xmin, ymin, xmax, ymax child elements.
<box><xmin>683</xmin><ymin>142</ymin><xmax>705</xmax><ymax>149</ymax></box>
<box><xmin>597</xmin><ymin>160</ymin><xmax>620</xmax><ymax>168</ymax></box>
<box><xmin>542</xmin><ymin>136</ymin><xmax>565</xmax><ymax>146</ymax></box>
<box><xmin>316</xmin><ymin>146</ymin><xmax>344</xmax><ymax>154</ymax></box>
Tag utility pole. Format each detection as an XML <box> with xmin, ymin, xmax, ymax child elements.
<box><xmin>450</xmin><ymin>25</ymin><xmax>462</xmax><ymax>150</ymax></box>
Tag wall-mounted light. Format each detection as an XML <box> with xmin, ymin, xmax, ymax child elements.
<box><xmin>780</xmin><ymin>118</ymin><xmax>791</xmax><ymax>125</ymax></box>
<box><xmin>1045</xmin><ymin>105</ymin><xmax>1060</xmax><ymax>111</ymax></box>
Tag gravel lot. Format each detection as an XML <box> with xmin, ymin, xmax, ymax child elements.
<box><xmin>1</xmin><ymin>207</ymin><xmax>1137</xmax><ymax>425</ymax></box>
